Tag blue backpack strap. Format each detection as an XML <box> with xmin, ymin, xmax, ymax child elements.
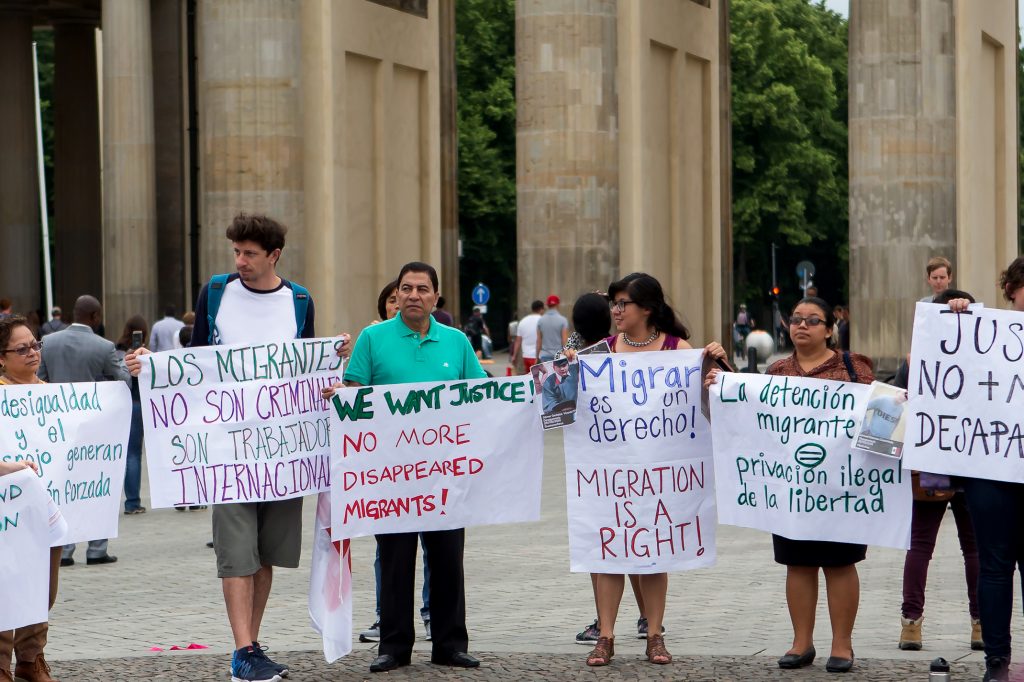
<box><xmin>841</xmin><ymin>350</ymin><xmax>858</xmax><ymax>383</ymax></box>
<box><xmin>206</xmin><ymin>273</ymin><xmax>232</xmax><ymax>345</ymax></box>
<box><xmin>290</xmin><ymin>281</ymin><xmax>310</xmax><ymax>337</ymax></box>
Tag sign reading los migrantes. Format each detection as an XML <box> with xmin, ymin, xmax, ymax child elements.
<box><xmin>139</xmin><ymin>339</ymin><xmax>345</xmax><ymax>507</ymax></box>
<box><xmin>905</xmin><ymin>302</ymin><xmax>1024</xmax><ymax>483</ymax></box>
<box><xmin>709</xmin><ymin>372</ymin><xmax>912</xmax><ymax>549</ymax></box>
<box><xmin>327</xmin><ymin>375</ymin><xmax>543</xmax><ymax>540</ymax></box>
<box><xmin>564</xmin><ymin>349</ymin><xmax>717</xmax><ymax>574</ymax></box>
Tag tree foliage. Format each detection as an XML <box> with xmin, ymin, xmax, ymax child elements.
<box><xmin>455</xmin><ymin>0</ymin><xmax>516</xmax><ymax>345</ymax></box>
<box><xmin>730</xmin><ymin>0</ymin><xmax>848</xmax><ymax>318</ymax></box>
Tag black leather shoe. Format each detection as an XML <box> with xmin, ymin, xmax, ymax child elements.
<box><xmin>369</xmin><ymin>654</ymin><xmax>409</xmax><ymax>673</ymax></box>
<box><xmin>778</xmin><ymin>647</ymin><xmax>815</xmax><ymax>669</ymax></box>
<box><xmin>86</xmin><ymin>554</ymin><xmax>118</xmax><ymax>566</ymax></box>
<box><xmin>432</xmin><ymin>652</ymin><xmax>480</xmax><ymax>668</ymax></box>
<box><xmin>825</xmin><ymin>652</ymin><xmax>854</xmax><ymax>673</ymax></box>
<box><xmin>59</xmin><ymin>557</ymin><xmax>74</xmax><ymax>567</ymax></box>
<box><xmin>983</xmin><ymin>656</ymin><xmax>1010</xmax><ymax>682</ymax></box>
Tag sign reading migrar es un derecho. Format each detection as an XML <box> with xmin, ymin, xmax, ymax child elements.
<box><xmin>139</xmin><ymin>339</ymin><xmax>345</xmax><ymax>507</ymax></box>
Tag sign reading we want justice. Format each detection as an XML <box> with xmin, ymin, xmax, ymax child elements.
<box><xmin>139</xmin><ymin>339</ymin><xmax>345</xmax><ymax>507</ymax></box>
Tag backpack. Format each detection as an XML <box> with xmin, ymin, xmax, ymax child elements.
<box><xmin>205</xmin><ymin>273</ymin><xmax>310</xmax><ymax>344</ymax></box>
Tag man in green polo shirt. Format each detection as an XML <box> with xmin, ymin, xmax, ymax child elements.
<box><xmin>345</xmin><ymin>261</ymin><xmax>486</xmax><ymax>674</ymax></box>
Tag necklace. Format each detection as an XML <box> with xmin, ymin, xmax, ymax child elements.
<box><xmin>621</xmin><ymin>330</ymin><xmax>660</xmax><ymax>347</ymax></box>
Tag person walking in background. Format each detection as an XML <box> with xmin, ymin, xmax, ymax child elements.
<box><xmin>463</xmin><ymin>307</ymin><xmax>489</xmax><ymax>358</ymax></box>
<box><xmin>431</xmin><ymin>296</ymin><xmax>454</xmax><ymax>327</ymax></box>
<box><xmin>114</xmin><ymin>316</ymin><xmax>150</xmax><ymax>516</ymax></box>
<box><xmin>511</xmin><ymin>300</ymin><xmax>543</xmax><ymax>373</ymax></box>
<box><xmin>38</xmin><ymin>308</ymin><xmax>67</xmax><ymax>337</ymax></box>
<box><xmin>535</xmin><ymin>295</ymin><xmax>568</xmax><ymax>363</ymax></box>
<box><xmin>38</xmin><ymin>295</ymin><xmax>129</xmax><ymax>569</ymax></box>
<box><xmin>149</xmin><ymin>305</ymin><xmax>184</xmax><ymax>352</ymax></box>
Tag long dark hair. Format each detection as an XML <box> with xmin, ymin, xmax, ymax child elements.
<box><xmin>607</xmin><ymin>273</ymin><xmax>690</xmax><ymax>340</ymax></box>
<box><xmin>572</xmin><ymin>293</ymin><xmax>612</xmax><ymax>346</ymax></box>
<box><xmin>116</xmin><ymin>315</ymin><xmax>149</xmax><ymax>350</ymax></box>
<box><xmin>376</xmin><ymin>279</ymin><xmax>399</xmax><ymax>320</ymax></box>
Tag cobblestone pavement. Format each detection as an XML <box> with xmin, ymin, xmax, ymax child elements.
<box><xmin>49</xmin><ymin>649</ymin><xmax>1000</xmax><ymax>681</ymax></box>
<box><xmin>40</xmin><ymin>352</ymin><xmax>1023</xmax><ymax>680</ymax></box>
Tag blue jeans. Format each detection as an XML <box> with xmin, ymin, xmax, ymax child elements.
<box><xmin>961</xmin><ymin>477</ymin><xmax>1024</xmax><ymax>660</ymax></box>
<box><xmin>124</xmin><ymin>401</ymin><xmax>144</xmax><ymax>511</ymax></box>
<box><xmin>374</xmin><ymin>535</ymin><xmax>430</xmax><ymax>621</ymax></box>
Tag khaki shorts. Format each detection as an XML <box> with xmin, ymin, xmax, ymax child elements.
<box><xmin>212</xmin><ymin>498</ymin><xmax>303</xmax><ymax>578</ymax></box>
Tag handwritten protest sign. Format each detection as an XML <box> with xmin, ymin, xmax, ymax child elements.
<box><xmin>328</xmin><ymin>375</ymin><xmax>543</xmax><ymax>539</ymax></box>
<box><xmin>564</xmin><ymin>350</ymin><xmax>716</xmax><ymax>574</ymax></box>
<box><xmin>139</xmin><ymin>339</ymin><xmax>344</xmax><ymax>507</ymax></box>
<box><xmin>905</xmin><ymin>303</ymin><xmax>1024</xmax><ymax>483</ymax></box>
<box><xmin>709</xmin><ymin>372</ymin><xmax>911</xmax><ymax>549</ymax></box>
<box><xmin>0</xmin><ymin>469</ymin><xmax>53</xmax><ymax>630</ymax></box>
<box><xmin>0</xmin><ymin>381</ymin><xmax>130</xmax><ymax>544</ymax></box>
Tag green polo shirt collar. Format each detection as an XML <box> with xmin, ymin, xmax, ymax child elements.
<box><xmin>396</xmin><ymin>312</ymin><xmax>439</xmax><ymax>343</ymax></box>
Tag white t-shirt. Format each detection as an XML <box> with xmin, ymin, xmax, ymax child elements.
<box><xmin>516</xmin><ymin>313</ymin><xmax>542</xmax><ymax>360</ymax></box>
<box><xmin>213</xmin><ymin>279</ymin><xmax>299</xmax><ymax>346</ymax></box>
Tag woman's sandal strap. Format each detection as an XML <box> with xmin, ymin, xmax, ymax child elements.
<box><xmin>646</xmin><ymin>634</ymin><xmax>672</xmax><ymax>664</ymax></box>
<box><xmin>586</xmin><ymin>636</ymin><xmax>614</xmax><ymax>666</ymax></box>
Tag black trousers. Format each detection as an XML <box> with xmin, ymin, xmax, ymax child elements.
<box><xmin>377</xmin><ymin>528</ymin><xmax>467</xmax><ymax>661</ymax></box>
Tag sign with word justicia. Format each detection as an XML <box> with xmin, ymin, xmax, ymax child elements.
<box><xmin>328</xmin><ymin>375</ymin><xmax>543</xmax><ymax>540</ymax></box>
<box><xmin>709</xmin><ymin>373</ymin><xmax>912</xmax><ymax>549</ymax></box>
<box><xmin>564</xmin><ymin>350</ymin><xmax>717</xmax><ymax>574</ymax></box>
<box><xmin>0</xmin><ymin>470</ymin><xmax>60</xmax><ymax>631</ymax></box>
<box><xmin>139</xmin><ymin>339</ymin><xmax>345</xmax><ymax>507</ymax></box>
<box><xmin>0</xmin><ymin>381</ymin><xmax>130</xmax><ymax>544</ymax></box>
<box><xmin>905</xmin><ymin>303</ymin><xmax>1024</xmax><ymax>483</ymax></box>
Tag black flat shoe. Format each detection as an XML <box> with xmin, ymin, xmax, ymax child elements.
<box><xmin>86</xmin><ymin>554</ymin><xmax>118</xmax><ymax>566</ymax></box>
<box><xmin>59</xmin><ymin>557</ymin><xmax>74</xmax><ymax>567</ymax></box>
<box><xmin>432</xmin><ymin>652</ymin><xmax>480</xmax><ymax>668</ymax></box>
<box><xmin>369</xmin><ymin>654</ymin><xmax>409</xmax><ymax>673</ymax></box>
<box><xmin>778</xmin><ymin>647</ymin><xmax>816</xmax><ymax>669</ymax></box>
<box><xmin>825</xmin><ymin>652</ymin><xmax>854</xmax><ymax>673</ymax></box>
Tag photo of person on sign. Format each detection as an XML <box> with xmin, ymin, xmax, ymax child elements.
<box><xmin>541</xmin><ymin>356</ymin><xmax>578</xmax><ymax>413</ymax></box>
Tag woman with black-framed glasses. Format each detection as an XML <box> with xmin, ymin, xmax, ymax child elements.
<box><xmin>765</xmin><ymin>297</ymin><xmax>874</xmax><ymax>673</ymax></box>
<box><xmin>0</xmin><ymin>315</ymin><xmax>63</xmax><ymax>682</ymax></box>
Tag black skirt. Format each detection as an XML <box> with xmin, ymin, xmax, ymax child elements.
<box><xmin>772</xmin><ymin>534</ymin><xmax>867</xmax><ymax>567</ymax></box>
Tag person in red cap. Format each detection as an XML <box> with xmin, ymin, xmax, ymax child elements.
<box><xmin>535</xmin><ymin>294</ymin><xmax>569</xmax><ymax>362</ymax></box>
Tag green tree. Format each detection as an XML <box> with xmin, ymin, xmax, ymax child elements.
<box><xmin>730</xmin><ymin>0</ymin><xmax>849</xmax><ymax>320</ymax></box>
<box><xmin>456</xmin><ymin>0</ymin><xmax>516</xmax><ymax>344</ymax></box>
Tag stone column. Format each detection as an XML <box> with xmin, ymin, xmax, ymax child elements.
<box><xmin>516</xmin><ymin>0</ymin><xmax>619</xmax><ymax>309</ymax></box>
<box><xmin>438</xmin><ymin>0</ymin><xmax>460</xmax><ymax>320</ymax></box>
<box><xmin>53</xmin><ymin>20</ymin><xmax>102</xmax><ymax>314</ymax></box>
<box><xmin>848</xmin><ymin>0</ymin><xmax>957</xmax><ymax>372</ymax></box>
<box><xmin>196</xmin><ymin>0</ymin><xmax>304</xmax><ymax>281</ymax></box>
<box><xmin>0</xmin><ymin>8</ymin><xmax>41</xmax><ymax>315</ymax></box>
<box><xmin>102</xmin><ymin>0</ymin><xmax>159</xmax><ymax>334</ymax></box>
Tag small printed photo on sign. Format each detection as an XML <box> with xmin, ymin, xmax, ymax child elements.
<box><xmin>531</xmin><ymin>357</ymin><xmax>579</xmax><ymax>430</ymax></box>
<box><xmin>577</xmin><ymin>339</ymin><xmax>610</xmax><ymax>356</ymax></box>
<box><xmin>850</xmin><ymin>381</ymin><xmax>909</xmax><ymax>459</ymax></box>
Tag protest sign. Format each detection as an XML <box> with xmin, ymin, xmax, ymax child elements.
<box><xmin>851</xmin><ymin>381</ymin><xmax>909</xmax><ymax>459</ymax></box>
<box><xmin>139</xmin><ymin>339</ymin><xmax>344</xmax><ymax>507</ymax></box>
<box><xmin>0</xmin><ymin>469</ymin><xmax>53</xmax><ymax>631</ymax></box>
<box><xmin>905</xmin><ymin>303</ymin><xmax>1024</xmax><ymax>483</ymax></box>
<box><xmin>0</xmin><ymin>381</ymin><xmax>130</xmax><ymax>544</ymax></box>
<box><xmin>709</xmin><ymin>372</ymin><xmax>911</xmax><ymax>549</ymax></box>
<box><xmin>328</xmin><ymin>375</ymin><xmax>542</xmax><ymax>539</ymax></box>
<box><xmin>564</xmin><ymin>349</ymin><xmax>716</xmax><ymax>574</ymax></box>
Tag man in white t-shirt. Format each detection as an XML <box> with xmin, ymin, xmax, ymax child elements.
<box><xmin>511</xmin><ymin>300</ymin><xmax>544</xmax><ymax>373</ymax></box>
<box><xmin>149</xmin><ymin>306</ymin><xmax>185</xmax><ymax>352</ymax></box>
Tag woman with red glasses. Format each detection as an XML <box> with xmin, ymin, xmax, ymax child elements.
<box><xmin>766</xmin><ymin>297</ymin><xmax>874</xmax><ymax>673</ymax></box>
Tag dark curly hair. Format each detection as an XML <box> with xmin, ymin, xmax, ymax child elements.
<box><xmin>225</xmin><ymin>212</ymin><xmax>287</xmax><ymax>254</ymax></box>
<box><xmin>999</xmin><ymin>257</ymin><xmax>1024</xmax><ymax>303</ymax></box>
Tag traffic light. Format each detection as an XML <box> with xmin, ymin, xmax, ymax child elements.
<box><xmin>770</xmin><ymin>285</ymin><xmax>780</xmax><ymax>300</ymax></box>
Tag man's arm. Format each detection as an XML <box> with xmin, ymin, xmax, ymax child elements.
<box><xmin>106</xmin><ymin>345</ymin><xmax>131</xmax><ymax>383</ymax></box>
<box><xmin>510</xmin><ymin>336</ymin><xmax>522</xmax><ymax>363</ymax></box>
<box><xmin>535</xmin><ymin>327</ymin><xmax>543</xmax><ymax>359</ymax></box>
<box><xmin>560</xmin><ymin>325</ymin><xmax>569</xmax><ymax>346</ymax></box>
<box><xmin>190</xmin><ymin>283</ymin><xmax>211</xmax><ymax>348</ymax></box>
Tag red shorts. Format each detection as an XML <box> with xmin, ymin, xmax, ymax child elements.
<box><xmin>523</xmin><ymin>358</ymin><xmax>537</xmax><ymax>373</ymax></box>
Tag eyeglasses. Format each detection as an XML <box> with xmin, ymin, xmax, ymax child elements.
<box><xmin>610</xmin><ymin>299</ymin><xmax>636</xmax><ymax>313</ymax></box>
<box><xmin>789</xmin><ymin>315</ymin><xmax>825</xmax><ymax>328</ymax></box>
<box><xmin>2</xmin><ymin>341</ymin><xmax>42</xmax><ymax>356</ymax></box>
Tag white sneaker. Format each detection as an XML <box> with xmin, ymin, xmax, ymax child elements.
<box><xmin>359</xmin><ymin>621</ymin><xmax>381</xmax><ymax>643</ymax></box>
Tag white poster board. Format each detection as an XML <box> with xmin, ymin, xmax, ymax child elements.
<box><xmin>709</xmin><ymin>372</ymin><xmax>912</xmax><ymax>549</ymax></box>
<box><xmin>0</xmin><ymin>381</ymin><xmax>130</xmax><ymax>544</ymax></box>
<box><xmin>905</xmin><ymin>303</ymin><xmax>1024</xmax><ymax>483</ymax></box>
<box><xmin>564</xmin><ymin>350</ymin><xmax>717</xmax><ymax>574</ymax></box>
<box><xmin>0</xmin><ymin>469</ymin><xmax>53</xmax><ymax>630</ymax></box>
<box><xmin>139</xmin><ymin>339</ymin><xmax>344</xmax><ymax>507</ymax></box>
<box><xmin>328</xmin><ymin>375</ymin><xmax>543</xmax><ymax>539</ymax></box>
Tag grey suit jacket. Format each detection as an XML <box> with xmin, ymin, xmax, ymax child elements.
<box><xmin>37</xmin><ymin>324</ymin><xmax>130</xmax><ymax>384</ymax></box>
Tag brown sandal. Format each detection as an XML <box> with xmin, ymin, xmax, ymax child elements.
<box><xmin>646</xmin><ymin>633</ymin><xmax>672</xmax><ymax>664</ymax></box>
<box><xmin>586</xmin><ymin>636</ymin><xmax>614</xmax><ymax>666</ymax></box>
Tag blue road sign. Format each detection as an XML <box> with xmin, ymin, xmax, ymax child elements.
<box><xmin>471</xmin><ymin>283</ymin><xmax>490</xmax><ymax>306</ymax></box>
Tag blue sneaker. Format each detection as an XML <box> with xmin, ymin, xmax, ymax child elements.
<box><xmin>252</xmin><ymin>641</ymin><xmax>289</xmax><ymax>678</ymax></box>
<box><xmin>231</xmin><ymin>646</ymin><xmax>282</xmax><ymax>682</ymax></box>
